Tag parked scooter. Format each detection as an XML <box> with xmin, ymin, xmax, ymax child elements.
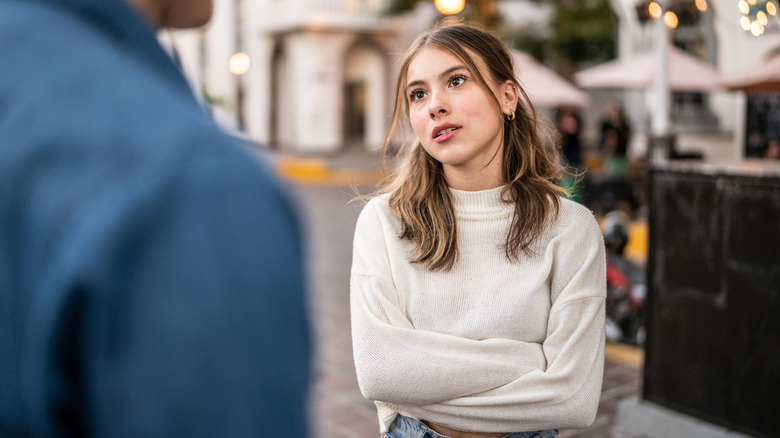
<box><xmin>601</xmin><ymin>211</ymin><xmax>646</xmax><ymax>346</ymax></box>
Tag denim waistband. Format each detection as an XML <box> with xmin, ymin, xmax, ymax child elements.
<box><xmin>383</xmin><ymin>415</ymin><xmax>558</xmax><ymax>438</ymax></box>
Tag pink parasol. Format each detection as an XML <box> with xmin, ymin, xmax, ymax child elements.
<box><xmin>511</xmin><ymin>50</ymin><xmax>589</xmax><ymax>108</ymax></box>
<box><xmin>573</xmin><ymin>46</ymin><xmax>722</xmax><ymax>92</ymax></box>
<box><xmin>721</xmin><ymin>51</ymin><xmax>780</xmax><ymax>93</ymax></box>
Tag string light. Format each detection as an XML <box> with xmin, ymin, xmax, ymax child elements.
<box><xmin>750</xmin><ymin>21</ymin><xmax>764</xmax><ymax>35</ymax></box>
<box><xmin>738</xmin><ymin>0</ymin><xmax>776</xmax><ymax>36</ymax></box>
<box><xmin>695</xmin><ymin>0</ymin><xmax>708</xmax><ymax>12</ymax></box>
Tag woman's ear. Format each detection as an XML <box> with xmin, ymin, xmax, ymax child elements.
<box><xmin>501</xmin><ymin>80</ymin><xmax>519</xmax><ymax>115</ymax></box>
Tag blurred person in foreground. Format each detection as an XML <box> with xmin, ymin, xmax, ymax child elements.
<box><xmin>350</xmin><ymin>23</ymin><xmax>605</xmax><ymax>438</ymax></box>
<box><xmin>0</xmin><ymin>0</ymin><xmax>310</xmax><ymax>437</ymax></box>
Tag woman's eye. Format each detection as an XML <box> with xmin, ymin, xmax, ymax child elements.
<box><xmin>409</xmin><ymin>90</ymin><xmax>427</xmax><ymax>102</ymax></box>
<box><xmin>449</xmin><ymin>75</ymin><xmax>466</xmax><ymax>87</ymax></box>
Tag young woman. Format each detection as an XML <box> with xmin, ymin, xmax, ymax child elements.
<box><xmin>350</xmin><ymin>23</ymin><xmax>606</xmax><ymax>438</ymax></box>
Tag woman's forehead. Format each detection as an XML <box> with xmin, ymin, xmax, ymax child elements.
<box><xmin>406</xmin><ymin>46</ymin><xmax>488</xmax><ymax>81</ymax></box>
<box><xmin>407</xmin><ymin>48</ymin><xmax>460</xmax><ymax>76</ymax></box>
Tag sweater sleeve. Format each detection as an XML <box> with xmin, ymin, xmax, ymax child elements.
<box><xmin>350</xmin><ymin>200</ymin><xmax>548</xmax><ymax>406</ymax></box>
<box><xmin>394</xmin><ymin>207</ymin><xmax>607</xmax><ymax>432</ymax></box>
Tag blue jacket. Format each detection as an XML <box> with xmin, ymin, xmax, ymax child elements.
<box><xmin>0</xmin><ymin>0</ymin><xmax>310</xmax><ymax>436</ymax></box>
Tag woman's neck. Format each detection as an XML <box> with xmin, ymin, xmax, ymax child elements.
<box><xmin>443</xmin><ymin>163</ymin><xmax>504</xmax><ymax>191</ymax></box>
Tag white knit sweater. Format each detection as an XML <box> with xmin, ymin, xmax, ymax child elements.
<box><xmin>350</xmin><ymin>186</ymin><xmax>607</xmax><ymax>433</ymax></box>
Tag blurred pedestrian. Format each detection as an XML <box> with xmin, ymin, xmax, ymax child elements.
<box><xmin>0</xmin><ymin>0</ymin><xmax>310</xmax><ymax>437</ymax></box>
<box><xmin>555</xmin><ymin>106</ymin><xmax>584</xmax><ymax>203</ymax></box>
<box><xmin>599</xmin><ymin>100</ymin><xmax>631</xmax><ymax>174</ymax></box>
<box><xmin>350</xmin><ymin>23</ymin><xmax>606</xmax><ymax>437</ymax></box>
<box><xmin>764</xmin><ymin>138</ymin><xmax>780</xmax><ymax>160</ymax></box>
<box><xmin>555</xmin><ymin>106</ymin><xmax>583</xmax><ymax>169</ymax></box>
<box><xmin>593</xmin><ymin>100</ymin><xmax>636</xmax><ymax>217</ymax></box>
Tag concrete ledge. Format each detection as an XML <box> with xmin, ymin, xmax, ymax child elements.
<box><xmin>616</xmin><ymin>397</ymin><xmax>752</xmax><ymax>438</ymax></box>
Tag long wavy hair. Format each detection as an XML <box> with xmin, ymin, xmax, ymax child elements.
<box><xmin>380</xmin><ymin>22</ymin><xmax>566</xmax><ymax>271</ymax></box>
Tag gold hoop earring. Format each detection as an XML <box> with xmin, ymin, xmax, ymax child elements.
<box><xmin>507</xmin><ymin>110</ymin><xmax>515</xmax><ymax>121</ymax></box>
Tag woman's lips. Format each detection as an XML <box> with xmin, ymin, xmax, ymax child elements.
<box><xmin>432</xmin><ymin>124</ymin><xmax>461</xmax><ymax>143</ymax></box>
<box><xmin>435</xmin><ymin>127</ymin><xmax>459</xmax><ymax>143</ymax></box>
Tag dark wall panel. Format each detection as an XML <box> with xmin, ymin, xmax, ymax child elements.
<box><xmin>645</xmin><ymin>168</ymin><xmax>780</xmax><ymax>438</ymax></box>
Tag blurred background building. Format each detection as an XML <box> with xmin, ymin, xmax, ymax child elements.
<box><xmin>160</xmin><ymin>0</ymin><xmax>780</xmax><ymax>161</ymax></box>
<box><xmin>161</xmin><ymin>0</ymin><xmax>411</xmax><ymax>155</ymax></box>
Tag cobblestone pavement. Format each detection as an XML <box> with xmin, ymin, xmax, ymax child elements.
<box><xmin>290</xmin><ymin>182</ymin><xmax>643</xmax><ymax>438</ymax></box>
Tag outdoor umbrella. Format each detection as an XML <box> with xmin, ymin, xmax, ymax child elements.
<box><xmin>573</xmin><ymin>46</ymin><xmax>722</xmax><ymax>92</ymax></box>
<box><xmin>511</xmin><ymin>50</ymin><xmax>589</xmax><ymax>108</ymax></box>
<box><xmin>721</xmin><ymin>51</ymin><xmax>780</xmax><ymax>93</ymax></box>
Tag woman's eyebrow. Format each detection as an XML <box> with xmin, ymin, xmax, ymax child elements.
<box><xmin>405</xmin><ymin>65</ymin><xmax>468</xmax><ymax>93</ymax></box>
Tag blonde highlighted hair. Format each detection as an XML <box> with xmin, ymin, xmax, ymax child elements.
<box><xmin>380</xmin><ymin>22</ymin><xmax>566</xmax><ymax>271</ymax></box>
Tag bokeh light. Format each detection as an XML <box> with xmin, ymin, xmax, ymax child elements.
<box><xmin>695</xmin><ymin>0</ymin><xmax>708</xmax><ymax>12</ymax></box>
<box><xmin>750</xmin><ymin>20</ymin><xmax>764</xmax><ymax>36</ymax></box>
<box><xmin>737</xmin><ymin>0</ymin><xmax>777</xmax><ymax>35</ymax></box>
<box><xmin>229</xmin><ymin>52</ymin><xmax>251</xmax><ymax>76</ymax></box>
<box><xmin>664</xmin><ymin>11</ymin><xmax>679</xmax><ymax>28</ymax></box>
<box><xmin>434</xmin><ymin>0</ymin><xmax>465</xmax><ymax>15</ymax></box>
<box><xmin>648</xmin><ymin>2</ymin><xmax>663</xmax><ymax>18</ymax></box>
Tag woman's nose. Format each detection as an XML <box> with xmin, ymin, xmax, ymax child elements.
<box><xmin>428</xmin><ymin>92</ymin><xmax>449</xmax><ymax>119</ymax></box>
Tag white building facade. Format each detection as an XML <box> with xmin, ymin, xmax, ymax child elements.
<box><xmin>166</xmin><ymin>0</ymin><xmax>780</xmax><ymax>157</ymax></box>
<box><xmin>165</xmin><ymin>0</ymin><xmax>442</xmax><ymax>155</ymax></box>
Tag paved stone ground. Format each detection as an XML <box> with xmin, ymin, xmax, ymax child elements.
<box><xmin>290</xmin><ymin>185</ymin><xmax>379</xmax><ymax>438</ymax></box>
<box><xmin>290</xmin><ymin>180</ymin><xmax>643</xmax><ymax>438</ymax></box>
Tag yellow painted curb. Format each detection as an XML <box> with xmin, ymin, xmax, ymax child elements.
<box><xmin>276</xmin><ymin>158</ymin><xmax>329</xmax><ymax>181</ymax></box>
<box><xmin>605</xmin><ymin>341</ymin><xmax>644</xmax><ymax>369</ymax></box>
<box><xmin>305</xmin><ymin>170</ymin><xmax>384</xmax><ymax>187</ymax></box>
<box><xmin>276</xmin><ymin>158</ymin><xmax>384</xmax><ymax>187</ymax></box>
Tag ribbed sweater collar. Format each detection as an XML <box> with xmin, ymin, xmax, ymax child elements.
<box><xmin>449</xmin><ymin>186</ymin><xmax>513</xmax><ymax>219</ymax></box>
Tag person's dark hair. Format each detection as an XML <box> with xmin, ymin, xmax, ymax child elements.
<box><xmin>380</xmin><ymin>22</ymin><xmax>566</xmax><ymax>271</ymax></box>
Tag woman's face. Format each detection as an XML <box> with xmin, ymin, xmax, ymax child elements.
<box><xmin>405</xmin><ymin>47</ymin><xmax>517</xmax><ymax>189</ymax></box>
